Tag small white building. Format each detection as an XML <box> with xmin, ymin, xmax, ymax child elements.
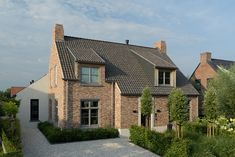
<box><xmin>16</xmin><ymin>74</ymin><xmax>49</xmax><ymax>128</ymax></box>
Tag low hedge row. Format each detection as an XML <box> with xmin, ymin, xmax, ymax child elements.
<box><xmin>38</xmin><ymin>121</ymin><xmax>119</xmax><ymax>144</ymax></box>
<box><xmin>129</xmin><ymin>125</ymin><xmax>175</xmax><ymax>156</ymax></box>
<box><xmin>130</xmin><ymin>124</ymin><xmax>235</xmax><ymax>157</ymax></box>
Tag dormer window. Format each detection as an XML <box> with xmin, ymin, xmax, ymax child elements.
<box><xmin>81</xmin><ymin>67</ymin><xmax>99</xmax><ymax>84</ymax></box>
<box><xmin>159</xmin><ymin>70</ymin><xmax>171</xmax><ymax>85</ymax></box>
<box><xmin>155</xmin><ymin>69</ymin><xmax>176</xmax><ymax>87</ymax></box>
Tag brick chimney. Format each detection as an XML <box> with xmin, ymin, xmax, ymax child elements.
<box><xmin>52</xmin><ymin>24</ymin><xmax>64</xmax><ymax>42</ymax></box>
<box><xmin>200</xmin><ymin>52</ymin><xmax>211</xmax><ymax>64</ymax></box>
<box><xmin>154</xmin><ymin>40</ymin><xmax>166</xmax><ymax>54</ymax></box>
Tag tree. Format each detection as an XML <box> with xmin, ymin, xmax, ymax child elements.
<box><xmin>168</xmin><ymin>88</ymin><xmax>188</xmax><ymax>138</ymax></box>
<box><xmin>141</xmin><ymin>86</ymin><xmax>153</xmax><ymax>128</ymax></box>
<box><xmin>204</xmin><ymin>84</ymin><xmax>218</xmax><ymax>137</ymax></box>
<box><xmin>213</xmin><ymin>65</ymin><xmax>235</xmax><ymax>118</ymax></box>
<box><xmin>3</xmin><ymin>101</ymin><xmax>18</xmax><ymax>119</ymax></box>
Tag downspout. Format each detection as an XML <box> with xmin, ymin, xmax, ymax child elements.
<box><xmin>65</xmin><ymin>80</ymin><xmax>69</xmax><ymax>128</ymax></box>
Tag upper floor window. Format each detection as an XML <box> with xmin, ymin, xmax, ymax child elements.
<box><xmin>159</xmin><ymin>70</ymin><xmax>170</xmax><ymax>85</ymax></box>
<box><xmin>81</xmin><ymin>67</ymin><xmax>99</xmax><ymax>84</ymax></box>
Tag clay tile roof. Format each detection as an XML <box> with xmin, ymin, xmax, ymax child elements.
<box><xmin>56</xmin><ymin>36</ymin><xmax>198</xmax><ymax>96</ymax></box>
<box><xmin>10</xmin><ymin>87</ymin><xmax>25</xmax><ymax>97</ymax></box>
<box><xmin>209</xmin><ymin>58</ymin><xmax>235</xmax><ymax>71</ymax></box>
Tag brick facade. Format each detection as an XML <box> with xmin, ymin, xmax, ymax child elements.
<box><xmin>48</xmin><ymin>41</ymin><xmax>66</xmax><ymax>127</ymax></box>
<box><xmin>192</xmin><ymin>52</ymin><xmax>216</xmax><ymax>89</ymax></box>
<box><xmin>49</xmin><ymin>24</ymin><xmax>199</xmax><ymax>130</ymax></box>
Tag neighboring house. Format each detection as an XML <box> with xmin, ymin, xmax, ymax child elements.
<box><xmin>49</xmin><ymin>24</ymin><xmax>199</xmax><ymax>135</ymax></box>
<box><xmin>10</xmin><ymin>87</ymin><xmax>25</xmax><ymax>97</ymax></box>
<box><xmin>190</xmin><ymin>52</ymin><xmax>235</xmax><ymax>115</ymax></box>
<box><xmin>16</xmin><ymin>74</ymin><xmax>49</xmax><ymax>128</ymax></box>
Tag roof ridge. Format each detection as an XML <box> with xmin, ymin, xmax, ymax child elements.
<box><xmin>66</xmin><ymin>47</ymin><xmax>77</xmax><ymax>61</ymax></box>
<box><xmin>64</xmin><ymin>35</ymin><xmax>156</xmax><ymax>50</ymax></box>
<box><xmin>90</xmin><ymin>48</ymin><xmax>106</xmax><ymax>63</ymax></box>
<box><xmin>130</xmin><ymin>48</ymin><xmax>176</xmax><ymax>68</ymax></box>
<box><xmin>211</xmin><ymin>58</ymin><xmax>235</xmax><ymax>62</ymax></box>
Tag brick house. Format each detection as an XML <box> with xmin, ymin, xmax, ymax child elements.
<box><xmin>49</xmin><ymin>24</ymin><xmax>199</xmax><ymax>134</ymax></box>
<box><xmin>190</xmin><ymin>52</ymin><xmax>234</xmax><ymax>115</ymax></box>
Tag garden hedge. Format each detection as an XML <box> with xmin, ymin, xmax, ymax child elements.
<box><xmin>38</xmin><ymin>121</ymin><xmax>119</xmax><ymax>144</ymax></box>
<box><xmin>129</xmin><ymin>125</ymin><xmax>174</xmax><ymax>156</ymax></box>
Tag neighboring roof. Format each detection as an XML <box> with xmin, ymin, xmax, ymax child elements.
<box><xmin>56</xmin><ymin>36</ymin><xmax>198</xmax><ymax>96</ymax></box>
<box><xmin>209</xmin><ymin>58</ymin><xmax>235</xmax><ymax>71</ymax></box>
<box><xmin>10</xmin><ymin>87</ymin><xmax>25</xmax><ymax>97</ymax></box>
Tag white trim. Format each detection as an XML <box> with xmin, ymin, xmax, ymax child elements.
<box><xmin>150</xmin><ymin>97</ymin><xmax>155</xmax><ymax>130</ymax></box>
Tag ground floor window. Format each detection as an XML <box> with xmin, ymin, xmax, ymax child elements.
<box><xmin>81</xmin><ymin>100</ymin><xmax>99</xmax><ymax>126</ymax></box>
<box><xmin>30</xmin><ymin>99</ymin><xmax>39</xmax><ymax>121</ymax></box>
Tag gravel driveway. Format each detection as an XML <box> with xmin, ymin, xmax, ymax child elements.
<box><xmin>21</xmin><ymin>127</ymin><xmax>160</xmax><ymax>157</ymax></box>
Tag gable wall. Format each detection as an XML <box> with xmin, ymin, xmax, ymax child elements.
<box><xmin>66</xmin><ymin>65</ymin><xmax>113</xmax><ymax>128</ymax></box>
<box><xmin>48</xmin><ymin>42</ymin><xmax>66</xmax><ymax>127</ymax></box>
<box><xmin>193</xmin><ymin>63</ymin><xmax>216</xmax><ymax>89</ymax></box>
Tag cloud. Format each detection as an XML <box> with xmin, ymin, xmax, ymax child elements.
<box><xmin>0</xmin><ymin>0</ymin><xmax>225</xmax><ymax>90</ymax></box>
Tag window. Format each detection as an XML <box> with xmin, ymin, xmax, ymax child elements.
<box><xmin>195</xmin><ymin>79</ymin><xmax>201</xmax><ymax>91</ymax></box>
<box><xmin>81</xmin><ymin>100</ymin><xmax>99</xmax><ymax>126</ymax></box>
<box><xmin>54</xmin><ymin>65</ymin><xmax>58</xmax><ymax>86</ymax></box>
<box><xmin>159</xmin><ymin>70</ymin><xmax>171</xmax><ymax>85</ymax></box>
<box><xmin>30</xmin><ymin>99</ymin><xmax>39</xmax><ymax>121</ymax></box>
<box><xmin>50</xmin><ymin>68</ymin><xmax>53</xmax><ymax>87</ymax></box>
<box><xmin>81</xmin><ymin>67</ymin><xmax>99</xmax><ymax>84</ymax></box>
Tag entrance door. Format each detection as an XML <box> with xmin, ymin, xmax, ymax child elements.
<box><xmin>30</xmin><ymin>99</ymin><xmax>39</xmax><ymax>121</ymax></box>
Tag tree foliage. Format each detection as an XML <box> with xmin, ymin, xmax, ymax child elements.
<box><xmin>168</xmin><ymin>88</ymin><xmax>188</xmax><ymax>138</ymax></box>
<box><xmin>204</xmin><ymin>85</ymin><xmax>218</xmax><ymax>121</ymax></box>
<box><xmin>212</xmin><ymin>65</ymin><xmax>235</xmax><ymax>118</ymax></box>
<box><xmin>3</xmin><ymin>101</ymin><xmax>18</xmax><ymax>118</ymax></box>
<box><xmin>204</xmin><ymin>84</ymin><xmax>218</xmax><ymax>137</ymax></box>
<box><xmin>141</xmin><ymin>86</ymin><xmax>153</xmax><ymax>128</ymax></box>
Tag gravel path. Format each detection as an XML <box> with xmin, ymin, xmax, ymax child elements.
<box><xmin>21</xmin><ymin>127</ymin><xmax>160</xmax><ymax>157</ymax></box>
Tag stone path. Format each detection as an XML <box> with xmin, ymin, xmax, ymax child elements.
<box><xmin>21</xmin><ymin>127</ymin><xmax>160</xmax><ymax>157</ymax></box>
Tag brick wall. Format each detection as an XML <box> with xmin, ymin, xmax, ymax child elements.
<box><xmin>120</xmin><ymin>96</ymin><xmax>139</xmax><ymax>128</ymax></box>
<box><xmin>67</xmin><ymin>65</ymin><xmax>113</xmax><ymax>128</ymax></box>
<box><xmin>114</xmin><ymin>83</ymin><xmax>121</xmax><ymax>128</ymax></box>
<box><xmin>193</xmin><ymin>62</ymin><xmax>216</xmax><ymax>89</ymax></box>
<box><xmin>189</xmin><ymin>96</ymin><xmax>198</xmax><ymax>121</ymax></box>
<box><xmin>48</xmin><ymin>41</ymin><xmax>66</xmax><ymax>127</ymax></box>
<box><xmin>154</xmin><ymin>96</ymin><xmax>169</xmax><ymax>126</ymax></box>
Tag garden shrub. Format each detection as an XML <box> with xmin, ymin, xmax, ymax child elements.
<box><xmin>164</xmin><ymin>139</ymin><xmax>190</xmax><ymax>157</ymax></box>
<box><xmin>129</xmin><ymin>125</ymin><xmax>174</xmax><ymax>156</ymax></box>
<box><xmin>129</xmin><ymin>125</ymin><xmax>146</xmax><ymax>148</ymax></box>
<box><xmin>1</xmin><ymin>130</ymin><xmax>17</xmax><ymax>153</ymax></box>
<box><xmin>0</xmin><ymin>119</ymin><xmax>22</xmax><ymax>155</ymax></box>
<box><xmin>38</xmin><ymin>121</ymin><xmax>119</xmax><ymax>144</ymax></box>
<box><xmin>184</xmin><ymin>118</ymin><xmax>207</xmax><ymax>135</ymax></box>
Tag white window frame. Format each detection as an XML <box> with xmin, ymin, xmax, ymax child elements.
<box><xmin>80</xmin><ymin>67</ymin><xmax>99</xmax><ymax>84</ymax></box>
<box><xmin>80</xmin><ymin>100</ymin><xmax>99</xmax><ymax>127</ymax></box>
<box><xmin>158</xmin><ymin>70</ymin><xmax>171</xmax><ymax>86</ymax></box>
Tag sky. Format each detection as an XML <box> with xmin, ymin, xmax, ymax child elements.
<box><xmin>0</xmin><ymin>0</ymin><xmax>235</xmax><ymax>90</ymax></box>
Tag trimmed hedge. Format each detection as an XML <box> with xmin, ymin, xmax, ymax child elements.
<box><xmin>164</xmin><ymin>139</ymin><xmax>191</xmax><ymax>157</ymax></box>
<box><xmin>129</xmin><ymin>125</ymin><xmax>174</xmax><ymax>156</ymax></box>
<box><xmin>38</xmin><ymin>121</ymin><xmax>119</xmax><ymax>144</ymax></box>
<box><xmin>130</xmin><ymin>124</ymin><xmax>235</xmax><ymax>157</ymax></box>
